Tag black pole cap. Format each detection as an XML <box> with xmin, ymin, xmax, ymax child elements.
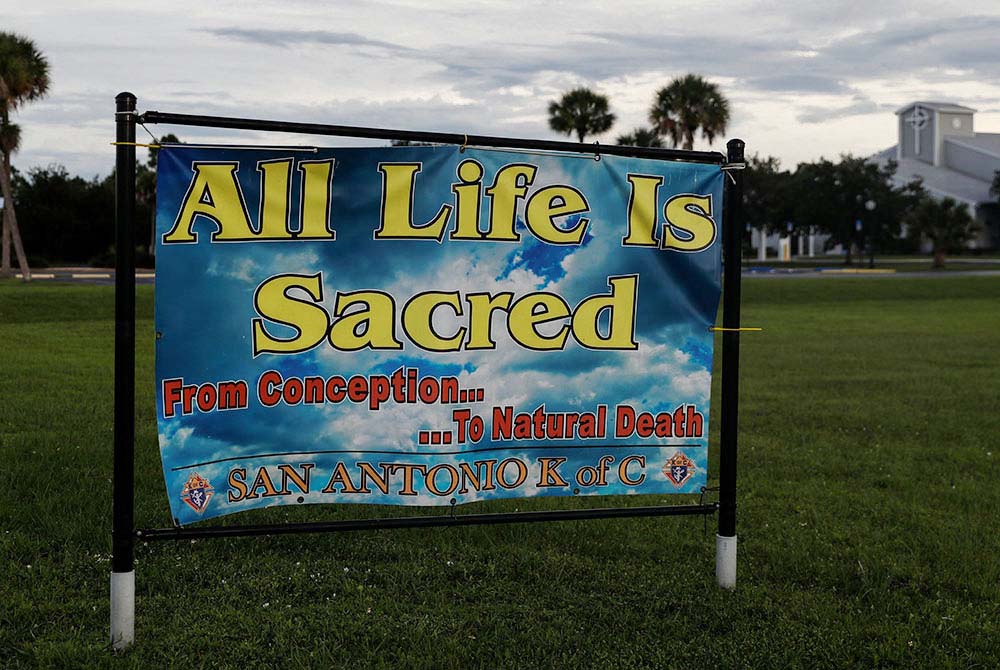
<box><xmin>726</xmin><ymin>138</ymin><xmax>745</xmax><ymax>161</ymax></box>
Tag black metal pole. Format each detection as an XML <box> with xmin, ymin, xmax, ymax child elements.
<box><xmin>139</xmin><ymin>110</ymin><xmax>726</xmax><ymax>165</ymax></box>
<box><xmin>111</xmin><ymin>92</ymin><xmax>138</xmax><ymax>649</ymax></box>
<box><xmin>112</xmin><ymin>91</ymin><xmax>136</xmax><ymax>574</ymax></box>
<box><xmin>718</xmin><ymin>139</ymin><xmax>745</xmax><ymax>542</ymax></box>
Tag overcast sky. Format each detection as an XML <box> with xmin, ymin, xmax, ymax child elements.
<box><xmin>6</xmin><ymin>0</ymin><xmax>1000</xmax><ymax>178</ymax></box>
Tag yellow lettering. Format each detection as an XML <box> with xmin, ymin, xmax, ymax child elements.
<box><xmin>375</xmin><ymin>163</ymin><xmax>452</xmax><ymax>241</ymax></box>
<box><xmin>297</xmin><ymin>159</ymin><xmax>336</xmax><ymax>239</ymax></box>
<box><xmin>622</xmin><ymin>174</ymin><xmax>663</xmax><ymax>247</ymax></box>
<box><xmin>571</xmin><ymin>275</ymin><xmax>639</xmax><ymax>350</ymax></box>
<box><xmin>508</xmin><ymin>293</ymin><xmax>571</xmax><ymax>350</ymax></box>
<box><xmin>256</xmin><ymin>159</ymin><xmax>294</xmax><ymax>239</ymax></box>
<box><xmin>252</xmin><ymin>273</ymin><xmax>329</xmax><ymax>356</ymax></box>
<box><xmin>329</xmin><ymin>291</ymin><xmax>403</xmax><ymax>351</ymax></box>
<box><xmin>163</xmin><ymin>162</ymin><xmax>254</xmax><ymax>243</ymax></box>
<box><xmin>524</xmin><ymin>185</ymin><xmax>589</xmax><ymax>244</ymax></box>
<box><xmin>662</xmin><ymin>194</ymin><xmax>716</xmax><ymax>252</ymax></box>
<box><xmin>465</xmin><ymin>292</ymin><xmax>513</xmax><ymax>350</ymax></box>
<box><xmin>450</xmin><ymin>159</ymin><xmax>485</xmax><ymax>240</ymax></box>
<box><xmin>483</xmin><ymin>163</ymin><xmax>536</xmax><ymax>241</ymax></box>
<box><xmin>402</xmin><ymin>292</ymin><xmax>466</xmax><ymax>352</ymax></box>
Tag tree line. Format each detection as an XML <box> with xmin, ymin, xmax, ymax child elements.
<box><xmin>742</xmin><ymin>154</ymin><xmax>981</xmax><ymax>266</ymax></box>
<box><xmin>10</xmin><ymin>140</ymin><xmax>172</xmax><ymax>268</ymax></box>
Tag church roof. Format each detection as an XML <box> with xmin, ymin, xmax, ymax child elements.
<box><xmin>871</xmin><ymin>146</ymin><xmax>994</xmax><ymax>206</ymax></box>
<box><xmin>895</xmin><ymin>101</ymin><xmax>976</xmax><ymax>115</ymax></box>
<box><xmin>946</xmin><ymin>133</ymin><xmax>1000</xmax><ymax>159</ymax></box>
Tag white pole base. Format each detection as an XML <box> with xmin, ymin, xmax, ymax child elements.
<box><xmin>716</xmin><ymin>534</ymin><xmax>737</xmax><ymax>589</ymax></box>
<box><xmin>110</xmin><ymin>570</ymin><xmax>135</xmax><ymax>650</ymax></box>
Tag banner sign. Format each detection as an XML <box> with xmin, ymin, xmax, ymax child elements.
<box><xmin>155</xmin><ymin>144</ymin><xmax>724</xmax><ymax>524</ymax></box>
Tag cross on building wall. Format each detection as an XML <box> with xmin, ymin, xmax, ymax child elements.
<box><xmin>906</xmin><ymin>106</ymin><xmax>929</xmax><ymax>155</ymax></box>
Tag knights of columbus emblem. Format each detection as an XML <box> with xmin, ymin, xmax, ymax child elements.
<box><xmin>180</xmin><ymin>472</ymin><xmax>214</xmax><ymax>513</ymax></box>
<box><xmin>662</xmin><ymin>451</ymin><xmax>695</xmax><ymax>488</ymax></box>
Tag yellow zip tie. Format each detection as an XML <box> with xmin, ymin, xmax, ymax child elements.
<box><xmin>709</xmin><ymin>327</ymin><xmax>763</xmax><ymax>332</ymax></box>
<box><xmin>110</xmin><ymin>141</ymin><xmax>160</xmax><ymax>148</ymax></box>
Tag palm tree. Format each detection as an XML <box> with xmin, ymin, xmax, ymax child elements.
<box><xmin>905</xmin><ymin>196</ymin><xmax>980</xmax><ymax>269</ymax></box>
<box><xmin>0</xmin><ymin>120</ymin><xmax>25</xmax><ymax>274</ymax></box>
<box><xmin>548</xmin><ymin>88</ymin><xmax>615</xmax><ymax>143</ymax></box>
<box><xmin>649</xmin><ymin>74</ymin><xmax>729</xmax><ymax>151</ymax></box>
<box><xmin>0</xmin><ymin>31</ymin><xmax>50</xmax><ymax>280</ymax></box>
<box><xmin>616</xmin><ymin>127</ymin><xmax>663</xmax><ymax>148</ymax></box>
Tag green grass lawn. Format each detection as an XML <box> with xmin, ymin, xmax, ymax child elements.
<box><xmin>1</xmin><ymin>277</ymin><xmax>999</xmax><ymax>669</ymax></box>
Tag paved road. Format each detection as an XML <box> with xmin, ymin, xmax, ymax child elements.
<box><xmin>744</xmin><ymin>267</ymin><xmax>1000</xmax><ymax>279</ymax></box>
<box><xmin>8</xmin><ymin>268</ymin><xmax>155</xmax><ymax>285</ymax></box>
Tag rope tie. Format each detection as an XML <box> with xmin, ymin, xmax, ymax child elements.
<box><xmin>720</xmin><ymin>161</ymin><xmax>746</xmax><ymax>184</ymax></box>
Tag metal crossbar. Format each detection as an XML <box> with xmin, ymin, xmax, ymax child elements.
<box><xmin>139</xmin><ymin>110</ymin><xmax>727</xmax><ymax>164</ymax></box>
<box><xmin>137</xmin><ymin>503</ymin><xmax>719</xmax><ymax>542</ymax></box>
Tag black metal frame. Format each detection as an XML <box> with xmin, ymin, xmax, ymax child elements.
<box><xmin>113</xmin><ymin>93</ymin><xmax>137</xmax><ymax>572</ymax></box>
<box><xmin>112</xmin><ymin>93</ymin><xmax>743</xmax><ymax>563</ymax></box>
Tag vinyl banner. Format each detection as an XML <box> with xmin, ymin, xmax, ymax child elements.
<box><xmin>155</xmin><ymin>144</ymin><xmax>724</xmax><ymax>524</ymax></box>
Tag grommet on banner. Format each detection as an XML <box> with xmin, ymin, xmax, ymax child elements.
<box><xmin>459</xmin><ymin>134</ymin><xmax>468</xmax><ymax>153</ymax></box>
<box><xmin>593</xmin><ymin>141</ymin><xmax>601</xmax><ymax>161</ymax></box>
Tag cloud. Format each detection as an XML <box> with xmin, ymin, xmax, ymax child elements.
<box><xmin>8</xmin><ymin>2</ymin><xmax>1000</xmax><ymax>179</ymax></box>
<box><xmin>204</xmin><ymin>27</ymin><xmax>415</xmax><ymax>55</ymax></box>
<box><xmin>796</xmin><ymin>95</ymin><xmax>895</xmax><ymax>124</ymax></box>
<box><xmin>743</xmin><ymin>75</ymin><xmax>853</xmax><ymax>95</ymax></box>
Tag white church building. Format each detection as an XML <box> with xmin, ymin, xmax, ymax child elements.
<box><xmin>872</xmin><ymin>101</ymin><xmax>999</xmax><ymax>250</ymax></box>
<box><xmin>752</xmin><ymin>101</ymin><xmax>1000</xmax><ymax>258</ymax></box>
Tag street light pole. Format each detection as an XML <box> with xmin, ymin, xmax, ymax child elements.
<box><xmin>865</xmin><ymin>199</ymin><xmax>877</xmax><ymax>268</ymax></box>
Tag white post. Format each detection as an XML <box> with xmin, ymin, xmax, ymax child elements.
<box><xmin>110</xmin><ymin>570</ymin><xmax>135</xmax><ymax>650</ymax></box>
<box><xmin>778</xmin><ymin>236</ymin><xmax>791</xmax><ymax>261</ymax></box>
<box><xmin>808</xmin><ymin>232</ymin><xmax>815</xmax><ymax>257</ymax></box>
<box><xmin>757</xmin><ymin>229</ymin><xmax>766</xmax><ymax>261</ymax></box>
<box><xmin>798</xmin><ymin>234</ymin><xmax>804</xmax><ymax>257</ymax></box>
<box><xmin>716</xmin><ymin>534</ymin><xmax>737</xmax><ymax>589</ymax></box>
